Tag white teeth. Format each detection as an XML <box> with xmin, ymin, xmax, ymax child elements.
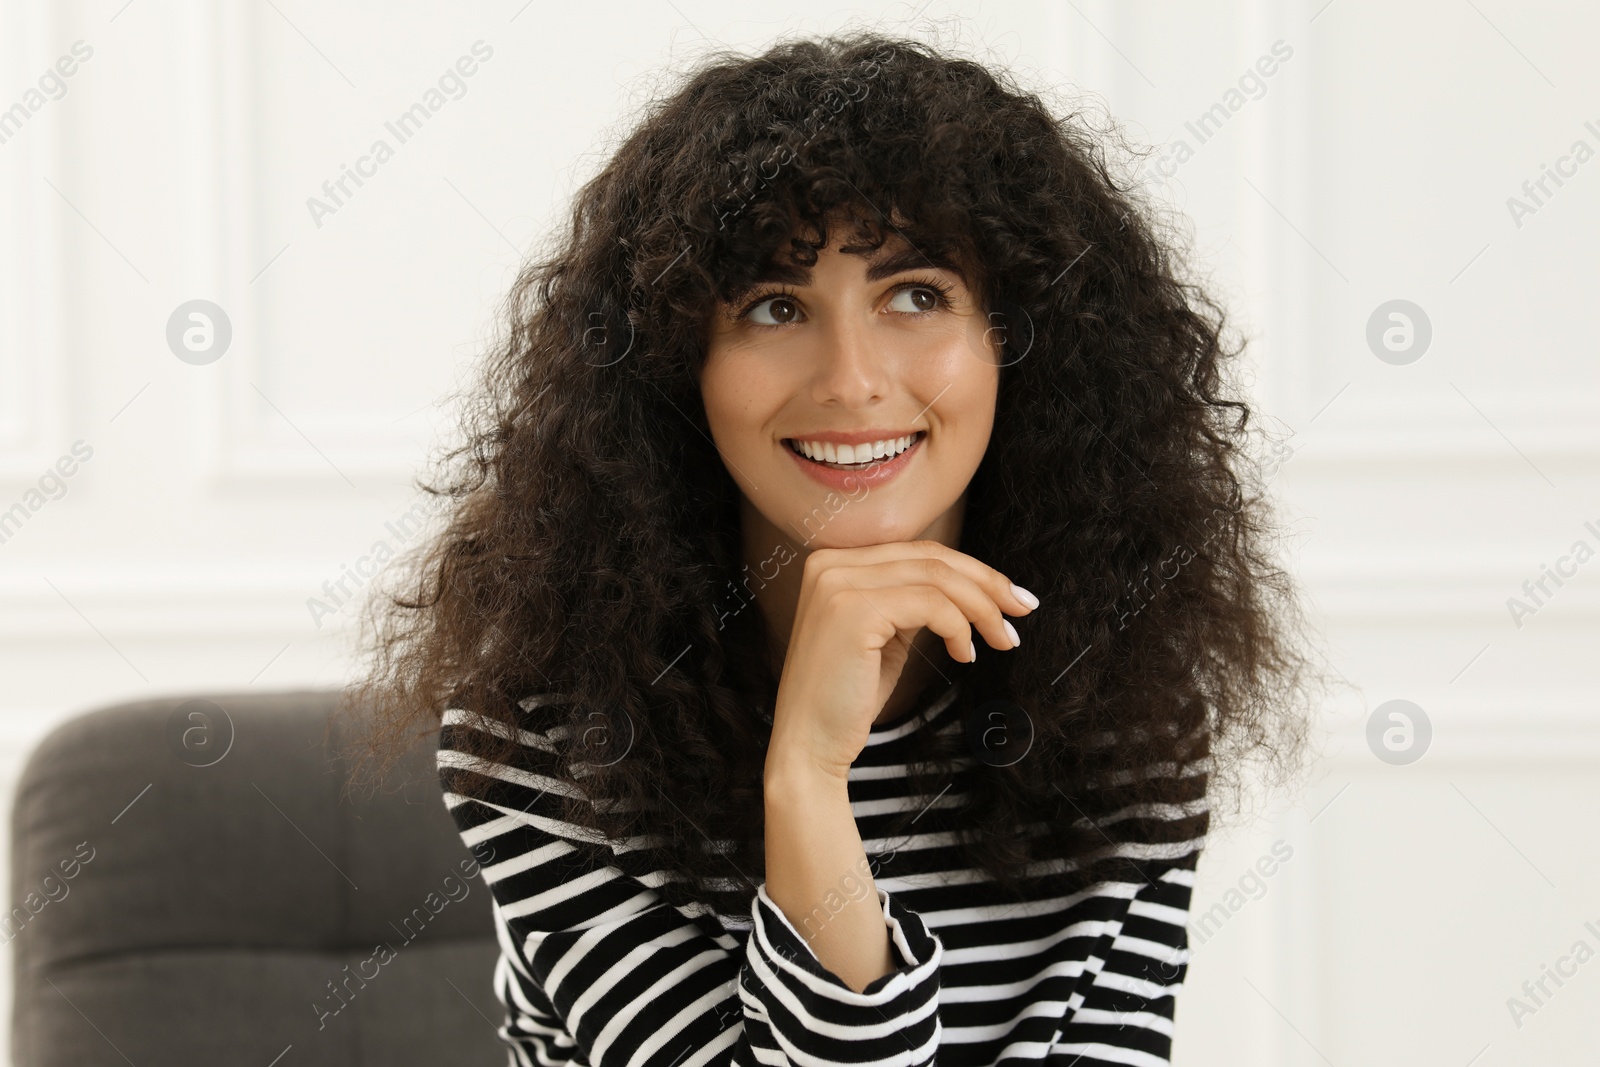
<box><xmin>789</xmin><ymin>432</ymin><xmax>920</xmax><ymax>465</ymax></box>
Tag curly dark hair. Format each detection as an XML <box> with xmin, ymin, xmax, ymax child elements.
<box><xmin>339</xmin><ymin>28</ymin><xmax>1330</xmax><ymax>919</ymax></box>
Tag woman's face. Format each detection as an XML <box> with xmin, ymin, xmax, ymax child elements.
<box><xmin>699</xmin><ymin>227</ymin><xmax>1001</xmax><ymax>549</ymax></box>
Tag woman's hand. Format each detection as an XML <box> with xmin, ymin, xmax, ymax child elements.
<box><xmin>765</xmin><ymin>540</ymin><xmax>1038</xmax><ymax>782</ymax></box>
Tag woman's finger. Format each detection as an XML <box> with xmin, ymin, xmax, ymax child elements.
<box><xmin>812</xmin><ymin>555</ymin><xmax>1021</xmax><ymax>656</ymax></box>
<box><xmin>807</xmin><ymin>539</ymin><xmax>1038</xmax><ymax>618</ymax></box>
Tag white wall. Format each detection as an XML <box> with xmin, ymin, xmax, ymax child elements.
<box><xmin>2</xmin><ymin>1</ymin><xmax>1597</xmax><ymax>1062</ymax></box>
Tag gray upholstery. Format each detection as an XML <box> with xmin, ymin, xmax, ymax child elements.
<box><xmin>8</xmin><ymin>690</ymin><xmax>505</xmax><ymax>1065</ymax></box>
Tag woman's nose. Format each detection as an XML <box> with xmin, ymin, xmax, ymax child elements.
<box><xmin>809</xmin><ymin>312</ymin><xmax>889</xmax><ymax>405</ymax></box>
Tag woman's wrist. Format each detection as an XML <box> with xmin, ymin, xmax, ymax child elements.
<box><xmin>763</xmin><ymin>744</ymin><xmax>851</xmax><ymax>795</ymax></box>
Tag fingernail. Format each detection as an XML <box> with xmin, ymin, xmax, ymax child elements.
<box><xmin>1003</xmin><ymin>620</ymin><xmax>1020</xmax><ymax>648</ymax></box>
<box><xmin>1010</xmin><ymin>583</ymin><xmax>1040</xmax><ymax>609</ymax></box>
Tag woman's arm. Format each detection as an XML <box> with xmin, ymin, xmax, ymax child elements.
<box><xmin>757</xmin><ymin>542</ymin><xmax>1030</xmax><ymax>993</ymax></box>
<box><xmin>762</xmin><ymin>755</ymin><xmax>894</xmax><ymax>994</ymax></box>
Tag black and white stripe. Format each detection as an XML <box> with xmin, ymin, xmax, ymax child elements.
<box><xmin>437</xmin><ymin>682</ymin><xmax>1209</xmax><ymax>1067</ymax></box>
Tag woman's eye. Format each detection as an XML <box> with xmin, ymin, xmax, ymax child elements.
<box><xmin>888</xmin><ymin>286</ymin><xmax>944</xmax><ymax>314</ymax></box>
<box><xmin>746</xmin><ymin>296</ymin><xmax>802</xmax><ymax>326</ymax></box>
<box><xmin>739</xmin><ymin>283</ymin><xmax>948</xmax><ymax>327</ymax></box>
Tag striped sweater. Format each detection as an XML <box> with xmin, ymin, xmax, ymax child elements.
<box><xmin>436</xmin><ymin>680</ymin><xmax>1210</xmax><ymax>1067</ymax></box>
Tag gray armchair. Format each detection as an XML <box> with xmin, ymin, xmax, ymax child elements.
<box><xmin>8</xmin><ymin>690</ymin><xmax>505</xmax><ymax>1065</ymax></box>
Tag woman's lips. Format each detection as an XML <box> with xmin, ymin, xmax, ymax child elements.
<box><xmin>782</xmin><ymin>431</ymin><xmax>924</xmax><ymax>490</ymax></box>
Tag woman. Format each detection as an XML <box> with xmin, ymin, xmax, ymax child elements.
<box><xmin>346</xmin><ymin>29</ymin><xmax>1321</xmax><ymax>1067</ymax></box>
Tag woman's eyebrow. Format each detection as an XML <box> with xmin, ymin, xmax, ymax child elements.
<box><xmin>726</xmin><ymin>245</ymin><xmax>969</xmax><ymax>304</ymax></box>
<box><xmin>862</xmin><ymin>245</ymin><xmax>969</xmax><ymax>284</ymax></box>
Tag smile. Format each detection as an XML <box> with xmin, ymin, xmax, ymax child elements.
<box><xmin>781</xmin><ymin>430</ymin><xmax>925</xmax><ymax>488</ymax></box>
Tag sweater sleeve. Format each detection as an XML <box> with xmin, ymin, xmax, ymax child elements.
<box><xmin>437</xmin><ymin>705</ymin><xmax>944</xmax><ymax>1067</ymax></box>
<box><xmin>1052</xmin><ymin>856</ymin><xmax>1198</xmax><ymax>1065</ymax></box>
<box><xmin>744</xmin><ymin>882</ymin><xmax>942</xmax><ymax>1065</ymax></box>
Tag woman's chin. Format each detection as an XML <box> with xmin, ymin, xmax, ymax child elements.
<box><xmin>787</xmin><ymin>517</ymin><xmax>928</xmax><ymax>550</ymax></box>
